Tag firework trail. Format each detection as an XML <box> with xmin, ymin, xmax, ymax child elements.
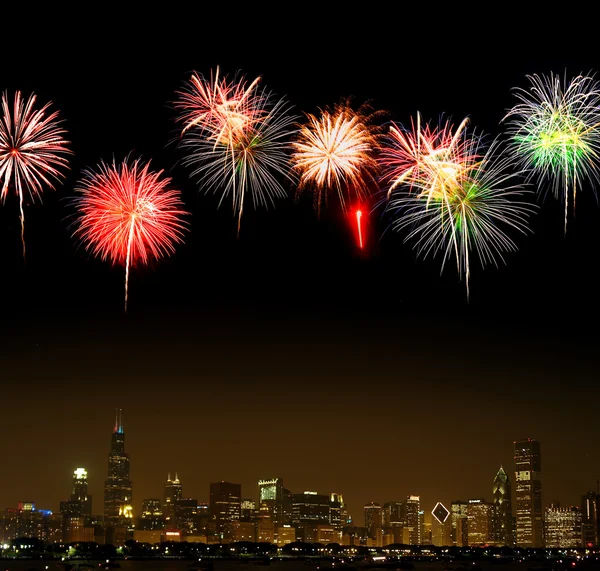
<box><xmin>174</xmin><ymin>66</ymin><xmax>298</xmax><ymax>235</ymax></box>
<box><xmin>0</xmin><ymin>90</ymin><xmax>72</xmax><ymax>259</ymax></box>
<box><xmin>356</xmin><ymin>209</ymin><xmax>364</xmax><ymax>249</ymax></box>
<box><xmin>380</xmin><ymin>112</ymin><xmax>535</xmax><ymax>299</ymax></box>
<box><xmin>291</xmin><ymin>98</ymin><xmax>385</xmax><ymax>218</ymax></box>
<box><xmin>502</xmin><ymin>71</ymin><xmax>600</xmax><ymax>234</ymax></box>
<box><xmin>70</xmin><ymin>155</ymin><xmax>190</xmax><ymax>312</ymax></box>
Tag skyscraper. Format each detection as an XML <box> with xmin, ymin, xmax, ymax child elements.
<box><xmin>364</xmin><ymin>501</ymin><xmax>382</xmax><ymax>540</ymax></box>
<box><xmin>405</xmin><ymin>495</ymin><xmax>422</xmax><ymax>545</ymax></box>
<box><xmin>544</xmin><ymin>502</ymin><xmax>582</xmax><ymax>548</ymax></box>
<box><xmin>60</xmin><ymin>467</ymin><xmax>92</xmax><ymax>518</ymax></box>
<box><xmin>103</xmin><ymin>409</ymin><xmax>133</xmax><ymax>528</ymax></box>
<box><xmin>467</xmin><ymin>498</ymin><xmax>492</xmax><ymax>546</ymax></box>
<box><xmin>163</xmin><ymin>473</ymin><xmax>183</xmax><ymax>523</ymax></box>
<box><xmin>492</xmin><ymin>466</ymin><xmax>513</xmax><ymax>546</ymax></box>
<box><xmin>258</xmin><ymin>478</ymin><xmax>284</xmax><ymax>527</ymax></box>
<box><xmin>451</xmin><ymin>500</ymin><xmax>469</xmax><ymax>547</ymax></box>
<box><xmin>581</xmin><ymin>487</ymin><xmax>599</xmax><ymax>547</ymax></box>
<box><xmin>514</xmin><ymin>438</ymin><xmax>543</xmax><ymax>548</ymax></box>
<box><xmin>139</xmin><ymin>499</ymin><xmax>164</xmax><ymax>531</ymax></box>
<box><xmin>209</xmin><ymin>481</ymin><xmax>241</xmax><ymax>541</ymax></box>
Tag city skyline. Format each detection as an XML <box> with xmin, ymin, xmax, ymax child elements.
<box><xmin>1</xmin><ymin>409</ymin><xmax>598</xmax><ymax>529</ymax></box>
<box><xmin>2</xmin><ymin>4</ymin><xmax>599</xmax><ymax>544</ymax></box>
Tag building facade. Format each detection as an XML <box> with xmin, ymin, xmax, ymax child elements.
<box><xmin>363</xmin><ymin>501</ymin><xmax>382</xmax><ymax>540</ymax></box>
<box><xmin>209</xmin><ymin>481</ymin><xmax>241</xmax><ymax>541</ymax></box>
<box><xmin>514</xmin><ymin>438</ymin><xmax>543</xmax><ymax>548</ymax></box>
<box><xmin>163</xmin><ymin>474</ymin><xmax>183</xmax><ymax>523</ymax></box>
<box><xmin>451</xmin><ymin>500</ymin><xmax>469</xmax><ymax>547</ymax></box>
<box><xmin>581</xmin><ymin>489</ymin><xmax>599</xmax><ymax>548</ymax></box>
<box><xmin>405</xmin><ymin>495</ymin><xmax>422</xmax><ymax>545</ymax></box>
<box><xmin>258</xmin><ymin>477</ymin><xmax>286</xmax><ymax>528</ymax></box>
<box><xmin>545</xmin><ymin>503</ymin><xmax>582</xmax><ymax>548</ymax></box>
<box><xmin>103</xmin><ymin>409</ymin><xmax>134</xmax><ymax>530</ymax></box>
<box><xmin>467</xmin><ymin>498</ymin><xmax>492</xmax><ymax>546</ymax></box>
<box><xmin>492</xmin><ymin>466</ymin><xmax>514</xmax><ymax>546</ymax></box>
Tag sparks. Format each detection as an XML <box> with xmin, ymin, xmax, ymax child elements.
<box><xmin>0</xmin><ymin>90</ymin><xmax>72</xmax><ymax>259</ymax></box>
<box><xmin>69</xmin><ymin>155</ymin><xmax>190</xmax><ymax>313</ymax></box>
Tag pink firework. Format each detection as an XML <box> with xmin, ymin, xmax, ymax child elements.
<box><xmin>0</xmin><ymin>90</ymin><xmax>72</xmax><ymax>258</ymax></box>
<box><xmin>174</xmin><ymin>65</ymin><xmax>264</xmax><ymax>140</ymax></box>
<box><xmin>379</xmin><ymin>112</ymin><xmax>481</xmax><ymax>205</ymax></box>
<box><xmin>70</xmin><ymin>156</ymin><xmax>190</xmax><ymax>312</ymax></box>
<box><xmin>173</xmin><ymin>66</ymin><xmax>298</xmax><ymax>235</ymax></box>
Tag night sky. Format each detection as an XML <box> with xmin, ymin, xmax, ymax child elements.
<box><xmin>1</xmin><ymin>6</ymin><xmax>600</xmax><ymax>527</ymax></box>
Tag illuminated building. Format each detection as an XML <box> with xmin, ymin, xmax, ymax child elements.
<box><xmin>257</xmin><ymin>518</ymin><xmax>275</xmax><ymax>543</ymax></box>
<box><xmin>544</xmin><ymin>502</ymin><xmax>582</xmax><ymax>548</ymax></box>
<box><xmin>467</xmin><ymin>498</ymin><xmax>492</xmax><ymax>546</ymax></box>
<box><xmin>194</xmin><ymin>502</ymin><xmax>211</xmax><ymax>537</ymax></box>
<box><xmin>292</xmin><ymin>491</ymin><xmax>331</xmax><ymax>525</ymax></box>
<box><xmin>514</xmin><ymin>438</ymin><xmax>543</xmax><ymax>548</ymax></box>
<box><xmin>163</xmin><ymin>473</ymin><xmax>183</xmax><ymax>523</ymax></box>
<box><xmin>276</xmin><ymin>524</ymin><xmax>296</xmax><ymax>545</ymax></box>
<box><xmin>364</xmin><ymin>501</ymin><xmax>382</xmax><ymax>540</ymax></box>
<box><xmin>581</xmin><ymin>488</ymin><xmax>599</xmax><ymax>548</ymax></box>
<box><xmin>209</xmin><ymin>481</ymin><xmax>241</xmax><ymax>541</ymax></box>
<box><xmin>63</xmin><ymin>515</ymin><xmax>94</xmax><ymax>543</ymax></box>
<box><xmin>103</xmin><ymin>408</ymin><xmax>134</xmax><ymax>536</ymax></box>
<box><xmin>405</xmin><ymin>495</ymin><xmax>422</xmax><ymax>545</ymax></box>
<box><xmin>133</xmin><ymin>529</ymin><xmax>162</xmax><ymax>544</ymax></box>
<box><xmin>383</xmin><ymin>501</ymin><xmax>405</xmax><ymax>529</ymax></box>
<box><xmin>231</xmin><ymin>520</ymin><xmax>256</xmax><ymax>542</ymax></box>
<box><xmin>330</xmin><ymin>493</ymin><xmax>345</xmax><ymax>530</ymax></box>
<box><xmin>139</xmin><ymin>498</ymin><xmax>165</xmax><ymax>531</ymax></box>
<box><xmin>241</xmin><ymin>498</ymin><xmax>257</xmax><ymax>522</ymax></box>
<box><xmin>315</xmin><ymin>523</ymin><xmax>342</xmax><ymax>544</ymax></box>
<box><xmin>491</xmin><ymin>466</ymin><xmax>513</xmax><ymax>546</ymax></box>
<box><xmin>0</xmin><ymin>503</ymin><xmax>62</xmax><ymax>544</ymax></box>
<box><xmin>162</xmin><ymin>529</ymin><xmax>181</xmax><ymax>542</ymax></box>
<box><xmin>431</xmin><ymin>502</ymin><xmax>451</xmax><ymax>546</ymax></box>
<box><xmin>175</xmin><ymin>498</ymin><xmax>199</xmax><ymax>535</ymax></box>
<box><xmin>292</xmin><ymin>491</ymin><xmax>331</xmax><ymax>542</ymax></box>
<box><xmin>451</xmin><ymin>501</ymin><xmax>469</xmax><ymax>547</ymax></box>
<box><xmin>258</xmin><ymin>477</ymin><xmax>285</xmax><ymax>527</ymax></box>
<box><xmin>60</xmin><ymin>468</ymin><xmax>92</xmax><ymax>518</ymax></box>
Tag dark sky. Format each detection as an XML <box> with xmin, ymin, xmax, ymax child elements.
<box><xmin>1</xmin><ymin>6</ymin><xmax>600</xmax><ymax>526</ymax></box>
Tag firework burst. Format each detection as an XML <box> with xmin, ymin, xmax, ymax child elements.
<box><xmin>380</xmin><ymin>112</ymin><xmax>535</xmax><ymax>299</ymax></box>
<box><xmin>502</xmin><ymin>71</ymin><xmax>600</xmax><ymax>233</ymax></box>
<box><xmin>174</xmin><ymin>66</ymin><xmax>298</xmax><ymax>235</ymax></box>
<box><xmin>0</xmin><ymin>90</ymin><xmax>72</xmax><ymax>259</ymax></box>
<box><xmin>70</xmin><ymin>155</ymin><xmax>190</xmax><ymax>312</ymax></box>
<box><xmin>291</xmin><ymin>97</ymin><xmax>385</xmax><ymax>217</ymax></box>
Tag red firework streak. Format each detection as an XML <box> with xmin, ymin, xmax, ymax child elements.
<box><xmin>351</xmin><ymin>206</ymin><xmax>367</xmax><ymax>250</ymax></box>
<box><xmin>356</xmin><ymin>209</ymin><xmax>364</xmax><ymax>248</ymax></box>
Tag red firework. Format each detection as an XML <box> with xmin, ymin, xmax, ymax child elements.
<box><xmin>0</xmin><ymin>90</ymin><xmax>72</xmax><ymax>259</ymax></box>
<box><xmin>70</xmin><ymin>155</ymin><xmax>190</xmax><ymax>312</ymax></box>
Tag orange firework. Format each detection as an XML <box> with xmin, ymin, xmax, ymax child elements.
<box><xmin>291</xmin><ymin>97</ymin><xmax>385</xmax><ymax>216</ymax></box>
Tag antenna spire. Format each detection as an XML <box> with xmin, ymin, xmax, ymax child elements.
<box><xmin>114</xmin><ymin>408</ymin><xmax>124</xmax><ymax>433</ymax></box>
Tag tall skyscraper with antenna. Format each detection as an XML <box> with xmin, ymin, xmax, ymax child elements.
<box><xmin>103</xmin><ymin>409</ymin><xmax>133</xmax><ymax>529</ymax></box>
